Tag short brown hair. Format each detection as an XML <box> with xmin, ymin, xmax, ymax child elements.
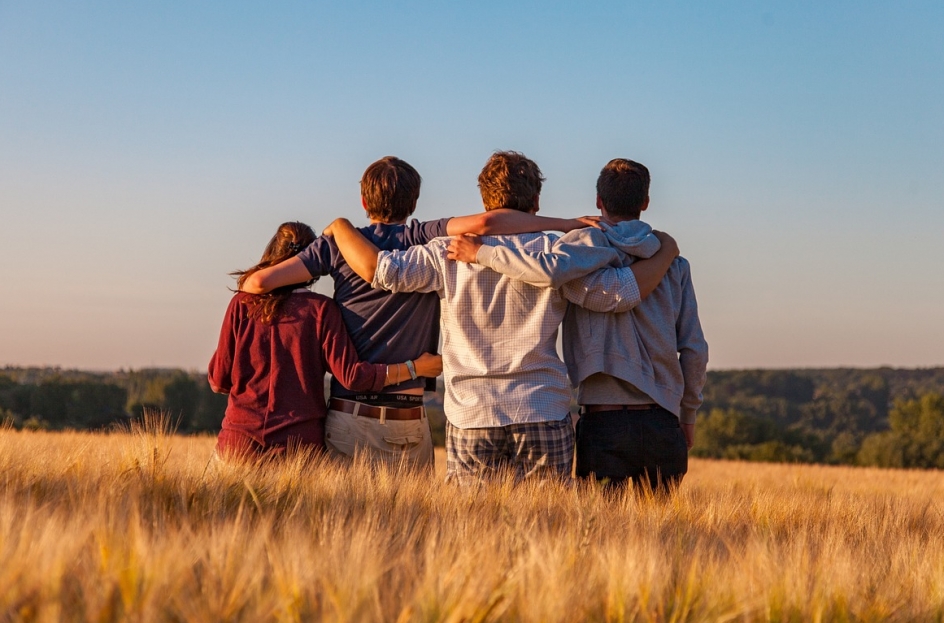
<box><xmin>596</xmin><ymin>158</ymin><xmax>650</xmax><ymax>219</ymax></box>
<box><xmin>477</xmin><ymin>151</ymin><xmax>544</xmax><ymax>212</ymax></box>
<box><xmin>360</xmin><ymin>156</ymin><xmax>422</xmax><ymax>222</ymax></box>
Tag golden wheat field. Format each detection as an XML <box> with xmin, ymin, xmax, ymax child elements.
<box><xmin>1</xmin><ymin>419</ymin><xmax>943</xmax><ymax>623</ymax></box>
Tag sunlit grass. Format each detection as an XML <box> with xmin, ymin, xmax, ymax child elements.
<box><xmin>1</xmin><ymin>418</ymin><xmax>942</xmax><ymax>622</ymax></box>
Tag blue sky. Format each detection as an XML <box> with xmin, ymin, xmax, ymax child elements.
<box><xmin>1</xmin><ymin>1</ymin><xmax>942</xmax><ymax>370</ymax></box>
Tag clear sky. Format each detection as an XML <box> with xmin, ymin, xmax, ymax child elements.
<box><xmin>1</xmin><ymin>1</ymin><xmax>942</xmax><ymax>371</ymax></box>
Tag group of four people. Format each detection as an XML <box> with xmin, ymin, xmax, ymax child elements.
<box><xmin>208</xmin><ymin>151</ymin><xmax>708</xmax><ymax>492</ymax></box>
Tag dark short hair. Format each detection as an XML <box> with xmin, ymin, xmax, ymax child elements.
<box><xmin>360</xmin><ymin>156</ymin><xmax>422</xmax><ymax>222</ymax></box>
<box><xmin>596</xmin><ymin>158</ymin><xmax>650</xmax><ymax>219</ymax></box>
<box><xmin>477</xmin><ymin>151</ymin><xmax>544</xmax><ymax>212</ymax></box>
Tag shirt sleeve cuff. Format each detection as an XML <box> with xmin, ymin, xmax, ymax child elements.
<box><xmin>371</xmin><ymin>364</ymin><xmax>387</xmax><ymax>391</ymax></box>
<box><xmin>372</xmin><ymin>252</ymin><xmax>393</xmax><ymax>290</ymax></box>
<box><xmin>475</xmin><ymin>245</ymin><xmax>497</xmax><ymax>268</ymax></box>
<box><xmin>680</xmin><ymin>408</ymin><xmax>698</xmax><ymax>426</ymax></box>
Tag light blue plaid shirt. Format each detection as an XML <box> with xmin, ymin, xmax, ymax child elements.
<box><xmin>373</xmin><ymin>232</ymin><xmax>642</xmax><ymax>429</ymax></box>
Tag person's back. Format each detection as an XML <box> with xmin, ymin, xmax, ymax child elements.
<box><xmin>567</xmin><ymin>159</ymin><xmax>708</xmax><ymax>492</ymax></box>
<box><xmin>372</xmin><ymin>151</ymin><xmax>671</xmax><ymax>484</ymax></box>
<box><xmin>371</xmin><ymin>153</ymin><xmax>581</xmax><ymax>483</ymax></box>
<box><xmin>239</xmin><ymin>156</ymin><xmax>601</xmax><ymax>469</ymax></box>
<box><xmin>378</xmin><ymin>231</ymin><xmax>573</xmax><ymax>428</ymax></box>
<box><xmin>298</xmin><ymin>219</ymin><xmax>446</xmax><ymax>400</ymax></box>
<box><xmin>299</xmin><ymin>152</ymin><xmax>681</xmax><ymax>483</ymax></box>
<box><xmin>564</xmin><ymin>219</ymin><xmax>704</xmax><ymax>418</ymax></box>
<box><xmin>444</xmin><ymin>158</ymin><xmax>708</xmax><ymax>491</ymax></box>
<box><xmin>208</xmin><ymin>221</ymin><xmax>444</xmax><ymax>460</ymax></box>
<box><xmin>211</xmin><ymin>290</ymin><xmax>381</xmax><ymax>453</ymax></box>
<box><xmin>240</xmin><ymin>158</ymin><xmax>448</xmax><ymax>467</ymax></box>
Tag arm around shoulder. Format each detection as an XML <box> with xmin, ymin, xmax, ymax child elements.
<box><xmin>632</xmin><ymin>231</ymin><xmax>679</xmax><ymax>299</ymax></box>
<box><xmin>383</xmin><ymin>353</ymin><xmax>443</xmax><ymax>385</ymax></box>
<box><xmin>373</xmin><ymin>242</ymin><xmax>446</xmax><ymax>294</ymax></box>
<box><xmin>473</xmin><ymin>230</ymin><xmax>620</xmax><ymax>289</ymax></box>
<box><xmin>325</xmin><ymin>218</ymin><xmax>380</xmax><ymax>283</ymax></box>
<box><xmin>446</xmin><ymin>209</ymin><xmax>596</xmax><ymax>236</ymax></box>
<box><xmin>241</xmin><ymin>257</ymin><xmax>312</xmax><ymax>294</ymax></box>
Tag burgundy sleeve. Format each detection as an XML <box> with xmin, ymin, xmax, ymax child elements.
<box><xmin>208</xmin><ymin>296</ymin><xmax>239</xmax><ymax>394</ymax></box>
<box><xmin>317</xmin><ymin>300</ymin><xmax>386</xmax><ymax>392</ymax></box>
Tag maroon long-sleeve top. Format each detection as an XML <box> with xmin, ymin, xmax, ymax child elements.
<box><xmin>208</xmin><ymin>291</ymin><xmax>386</xmax><ymax>455</ymax></box>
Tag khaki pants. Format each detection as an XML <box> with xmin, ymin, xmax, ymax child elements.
<box><xmin>324</xmin><ymin>406</ymin><xmax>434</xmax><ymax>470</ymax></box>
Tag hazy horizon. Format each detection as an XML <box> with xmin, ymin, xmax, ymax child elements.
<box><xmin>2</xmin><ymin>2</ymin><xmax>942</xmax><ymax>371</ymax></box>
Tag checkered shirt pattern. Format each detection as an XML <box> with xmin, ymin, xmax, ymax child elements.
<box><xmin>445</xmin><ymin>413</ymin><xmax>575</xmax><ymax>484</ymax></box>
<box><xmin>374</xmin><ymin>232</ymin><xmax>641</xmax><ymax>429</ymax></box>
<box><xmin>476</xmin><ymin>228</ymin><xmax>644</xmax><ymax>314</ymax></box>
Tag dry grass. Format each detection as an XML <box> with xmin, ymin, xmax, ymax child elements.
<box><xmin>1</xmin><ymin>418</ymin><xmax>943</xmax><ymax>622</ymax></box>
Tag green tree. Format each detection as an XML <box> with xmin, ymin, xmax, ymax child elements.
<box><xmin>162</xmin><ymin>374</ymin><xmax>199</xmax><ymax>429</ymax></box>
<box><xmin>26</xmin><ymin>381</ymin><xmax>126</xmax><ymax>429</ymax></box>
<box><xmin>857</xmin><ymin>431</ymin><xmax>903</xmax><ymax>468</ymax></box>
<box><xmin>692</xmin><ymin>409</ymin><xmax>778</xmax><ymax>459</ymax></box>
<box><xmin>190</xmin><ymin>382</ymin><xmax>228</xmax><ymax>432</ymax></box>
<box><xmin>858</xmin><ymin>393</ymin><xmax>944</xmax><ymax>469</ymax></box>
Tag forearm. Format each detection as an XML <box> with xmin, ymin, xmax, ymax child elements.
<box><xmin>240</xmin><ymin>257</ymin><xmax>312</xmax><ymax>294</ymax></box>
<box><xmin>327</xmin><ymin>219</ymin><xmax>380</xmax><ymax>282</ymax></box>
<box><xmin>383</xmin><ymin>354</ymin><xmax>443</xmax><ymax>386</ymax></box>
<box><xmin>384</xmin><ymin>363</ymin><xmax>409</xmax><ymax>386</ymax></box>
<box><xmin>446</xmin><ymin>209</ymin><xmax>589</xmax><ymax>236</ymax></box>
<box><xmin>475</xmin><ymin>234</ymin><xmax>620</xmax><ymax>289</ymax></box>
<box><xmin>562</xmin><ymin>266</ymin><xmax>642</xmax><ymax>313</ymax></box>
<box><xmin>372</xmin><ymin>244</ymin><xmax>444</xmax><ymax>294</ymax></box>
<box><xmin>631</xmin><ymin>245</ymin><xmax>677</xmax><ymax>299</ymax></box>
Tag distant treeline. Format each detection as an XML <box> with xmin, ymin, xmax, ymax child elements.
<box><xmin>694</xmin><ymin>368</ymin><xmax>944</xmax><ymax>469</ymax></box>
<box><xmin>2</xmin><ymin>366</ymin><xmax>943</xmax><ymax>469</ymax></box>
<box><xmin>0</xmin><ymin>367</ymin><xmax>226</xmax><ymax>433</ymax></box>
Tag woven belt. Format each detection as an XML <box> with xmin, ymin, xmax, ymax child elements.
<box><xmin>329</xmin><ymin>398</ymin><xmax>424</xmax><ymax>421</ymax></box>
<box><xmin>583</xmin><ymin>404</ymin><xmax>659</xmax><ymax>413</ymax></box>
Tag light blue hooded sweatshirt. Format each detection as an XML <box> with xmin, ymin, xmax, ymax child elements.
<box><xmin>475</xmin><ymin>220</ymin><xmax>708</xmax><ymax>424</ymax></box>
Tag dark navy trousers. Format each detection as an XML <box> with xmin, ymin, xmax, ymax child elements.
<box><xmin>575</xmin><ymin>405</ymin><xmax>688</xmax><ymax>493</ymax></box>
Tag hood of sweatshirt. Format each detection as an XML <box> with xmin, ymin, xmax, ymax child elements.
<box><xmin>602</xmin><ymin>219</ymin><xmax>661</xmax><ymax>259</ymax></box>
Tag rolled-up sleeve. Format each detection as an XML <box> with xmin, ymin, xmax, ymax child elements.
<box><xmin>475</xmin><ymin>230</ymin><xmax>621</xmax><ymax>289</ymax></box>
<box><xmin>561</xmin><ymin>266</ymin><xmax>641</xmax><ymax>313</ymax></box>
<box><xmin>474</xmin><ymin>229</ymin><xmax>641</xmax><ymax>312</ymax></box>
<box><xmin>372</xmin><ymin>242</ymin><xmax>445</xmax><ymax>294</ymax></box>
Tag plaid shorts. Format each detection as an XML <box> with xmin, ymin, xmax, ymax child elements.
<box><xmin>445</xmin><ymin>413</ymin><xmax>575</xmax><ymax>485</ymax></box>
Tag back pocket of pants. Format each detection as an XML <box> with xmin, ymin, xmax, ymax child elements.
<box><xmin>383</xmin><ymin>434</ymin><xmax>423</xmax><ymax>448</ymax></box>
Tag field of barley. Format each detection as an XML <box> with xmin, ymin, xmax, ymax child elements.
<box><xmin>1</xmin><ymin>419</ymin><xmax>943</xmax><ymax>623</ymax></box>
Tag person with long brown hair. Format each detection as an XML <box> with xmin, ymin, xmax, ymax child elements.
<box><xmin>208</xmin><ymin>221</ymin><xmax>442</xmax><ymax>459</ymax></box>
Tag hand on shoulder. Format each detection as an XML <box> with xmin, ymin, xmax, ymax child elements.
<box><xmin>446</xmin><ymin>233</ymin><xmax>483</xmax><ymax>264</ymax></box>
<box><xmin>566</xmin><ymin>216</ymin><xmax>606</xmax><ymax>232</ymax></box>
<box><xmin>652</xmin><ymin>230</ymin><xmax>679</xmax><ymax>259</ymax></box>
